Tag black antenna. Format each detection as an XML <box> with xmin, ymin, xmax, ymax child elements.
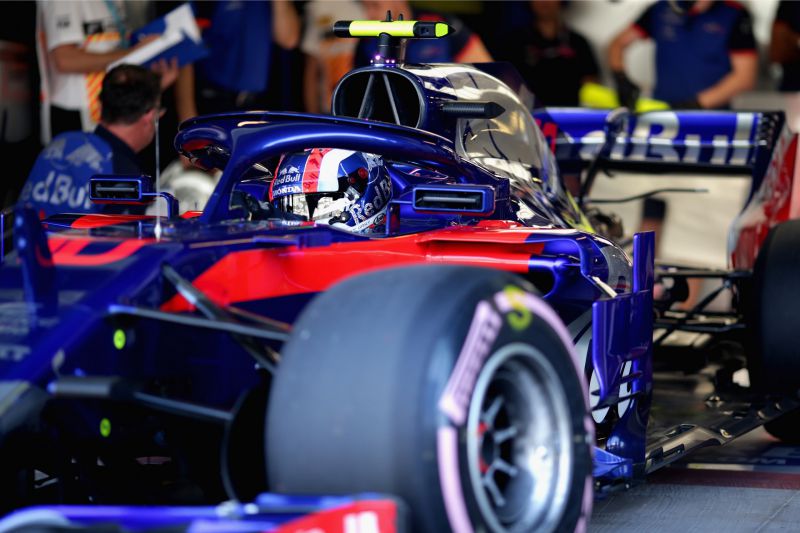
<box><xmin>376</xmin><ymin>10</ymin><xmax>404</xmax><ymax>64</ymax></box>
<box><xmin>154</xmin><ymin>106</ymin><xmax>162</xmax><ymax>239</ymax></box>
<box><xmin>333</xmin><ymin>13</ymin><xmax>452</xmax><ymax>65</ymax></box>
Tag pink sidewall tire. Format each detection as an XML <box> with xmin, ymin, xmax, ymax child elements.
<box><xmin>267</xmin><ymin>265</ymin><xmax>592</xmax><ymax>532</ymax></box>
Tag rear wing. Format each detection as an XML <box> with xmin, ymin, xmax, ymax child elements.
<box><xmin>533</xmin><ymin>108</ymin><xmax>785</xmax><ymax>192</ymax></box>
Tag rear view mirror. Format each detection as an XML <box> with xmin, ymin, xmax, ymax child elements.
<box><xmin>90</xmin><ymin>175</ymin><xmax>178</xmax><ymax>217</ymax></box>
<box><xmin>90</xmin><ymin>175</ymin><xmax>155</xmax><ymax>202</ymax></box>
<box><xmin>412</xmin><ymin>184</ymin><xmax>495</xmax><ymax>215</ymax></box>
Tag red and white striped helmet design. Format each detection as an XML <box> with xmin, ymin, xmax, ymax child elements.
<box><xmin>270</xmin><ymin>148</ymin><xmax>362</xmax><ymax>200</ymax></box>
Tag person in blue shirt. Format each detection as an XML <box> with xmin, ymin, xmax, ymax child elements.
<box><xmin>171</xmin><ymin>1</ymin><xmax>300</xmax><ymax>121</ymax></box>
<box><xmin>17</xmin><ymin>64</ymin><xmax>163</xmax><ymax>218</ymax></box>
<box><xmin>504</xmin><ymin>0</ymin><xmax>600</xmax><ymax>107</ymax></box>
<box><xmin>608</xmin><ymin>0</ymin><xmax>757</xmax><ymax>109</ymax></box>
<box><xmin>608</xmin><ymin>1</ymin><xmax>757</xmax><ymax>310</ymax></box>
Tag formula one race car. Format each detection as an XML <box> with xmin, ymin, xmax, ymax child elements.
<box><xmin>1</xmin><ymin>18</ymin><xmax>799</xmax><ymax>533</ymax></box>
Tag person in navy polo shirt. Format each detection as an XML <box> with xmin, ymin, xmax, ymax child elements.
<box><xmin>608</xmin><ymin>0</ymin><xmax>757</xmax><ymax>110</ymax></box>
<box><xmin>607</xmin><ymin>1</ymin><xmax>757</xmax><ymax>310</ymax></box>
<box><xmin>18</xmin><ymin>65</ymin><xmax>162</xmax><ymax>218</ymax></box>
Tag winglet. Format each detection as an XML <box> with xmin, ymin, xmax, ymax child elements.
<box><xmin>14</xmin><ymin>206</ymin><xmax>57</xmax><ymax>315</ymax></box>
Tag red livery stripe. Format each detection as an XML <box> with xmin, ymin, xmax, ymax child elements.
<box><xmin>275</xmin><ymin>499</ymin><xmax>398</xmax><ymax>533</ymax></box>
<box><xmin>48</xmin><ymin>237</ymin><xmax>153</xmax><ymax>266</ymax></box>
<box><xmin>161</xmin><ymin>223</ymin><xmax>546</xmax><ymax>312</ymax></box>
<box><xmin>302</xmin><ymin>148</ymin><xmax>332</xmax><ymax>193</ymax></box>
<box><xmin>70</xmin><ymin>214</ymin><xmax>154</xmax><ymax>229</ymax></box>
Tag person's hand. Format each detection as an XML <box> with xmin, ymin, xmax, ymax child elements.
<box><xmin>612</xmin><ymin>70</ymin><xmax>640</xmax><ymax>110</ymax></box>
<box><xmin>151</xmin><ymin>57</ymin><xmax>179</xmax><ymax>89</ymax></box>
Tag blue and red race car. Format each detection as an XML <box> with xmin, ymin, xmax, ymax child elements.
<box><xmin>1</xmin><ymin>18</ymin><xmax>799</xmax><ymax>533</ymax></box>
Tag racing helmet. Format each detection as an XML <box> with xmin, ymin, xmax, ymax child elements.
<box><xmin>269</xmin><ymin>148</ymin><xmax>391</xmax><ymax>234</ymax></box>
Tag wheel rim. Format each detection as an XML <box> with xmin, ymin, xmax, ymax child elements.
<box><xmin>466</xmin><ymin>343</ymin><xmax>574</xmax><ymax>533</ymax></box>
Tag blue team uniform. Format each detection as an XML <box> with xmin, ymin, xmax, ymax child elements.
<box><xmin>194</xmin><ymin>1</ymin><xmax>272</xmax><ymax>94</ymax></box>
<box><xmin>187</xmin><ymin>1</ymin><xmax>278</xmax><ymax>113</ymax></box>
<box><xmin>632</xmin><ymin>1</ymin><xmax>756</xmax><ymax>105</ymax></box>
<box><xmin>18</xmin><ymin>126</ymin><xmax>144</xmax><ymax>218</ymax></box>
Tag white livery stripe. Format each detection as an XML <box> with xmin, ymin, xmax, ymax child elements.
<box><xmin>318</xmin><ymin>149</ymin><xmax>356</xmax><ymax>192</ymax></box>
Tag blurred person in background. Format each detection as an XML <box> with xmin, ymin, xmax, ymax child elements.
<box><xmin>172</xmin><ymin>1</ymin><xmax>300</xmax><ymax>122</ymax></box>
<box><xmin>302</xmin><ymin>0</ymin><xmax>364</xmax><ymax>114</ymax></box>
<box><xmin>505</xmin><ymin>0</ymin><xmax>599</xmax><ymax>107</ymax></box>
<box><xmin>0</xmin><ymin>1</ymin><xmax>39</xmax><ymax>207</ymax></box>
<box><xmin>354</xmin><ymin>0</ymin><xmax>492</xmax><ymax>65</ymax></box>
<box><xmin>608</xmin><ymin>0</ymin><xmax>757</xmax><ymax>308</ymax></box>
<box><xmin>149</xmin><ymin>1</ymin><xmax>300</xmax><ymax>215</ymax></box>
<box><xmin>770</xmin><ymin>0</ymin><xmax>800</xmax><ymax>91</ymax></box>
<box><xmin>608</xmin><ymin>0</ymin><xmax>757</xmax><ymax>110</ymax></box>
<box><xmin>18</xmin><ymin>64</ymin><xmax>162</xmax><ymax>218</ymax></box>
<box><xmin>36</xmin><ymin>0</ymin><xmax>177</xmax><ymax>143</ymax></box>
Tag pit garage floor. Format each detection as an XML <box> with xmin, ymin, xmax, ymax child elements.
<box><xmin>590</xmin><ymin>393</ymin><xmax>800</xmax><ymax>532</ymax></box>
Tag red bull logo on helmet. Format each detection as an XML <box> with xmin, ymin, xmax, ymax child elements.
<box><xmin>270</xmin><ymin>163</ymin><xmax>303</xmax><ymax>200</ymax></box>
<box><xmin>347</xmin><ymin>176</ymin><xmax>391</xmax><ymax>224</ymax></box>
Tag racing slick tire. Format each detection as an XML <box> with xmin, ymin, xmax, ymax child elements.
<box><xmin>266</xmin><ymin>265</ymin><xmax>593</xmax><ymax>533</ymax></box>
<box><xmin>751</xmin><ymin>219</ymin><xmax>800</xmax><ymax>395</ymax></box>
<box><xmin>221</xmin><ymin>382</ymin><xmax>270</xmax><ymax>501</ymax></box>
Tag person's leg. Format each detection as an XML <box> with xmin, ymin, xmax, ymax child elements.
<box><xmin>642</xmin><ymin>197</ymin><xmax>702</xmax><ymax>310</ymax></box>
<box><xmin>642</xmin><ymin>196</ymin><xmax>675</xmax><ymax>305</ymax></box>
<box><xmin>679</xmin><ymin>277</ymin><xmax>703</xmax><ymax>311</ymax></box>
<box><xmin>641</xmin><ymin>197</ymin><xmax>666</xmax><ymax>252</ymax></box>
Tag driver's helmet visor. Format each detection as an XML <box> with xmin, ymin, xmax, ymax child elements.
<box><xmin>275</xmin><ymin>193</ymin><xmax>352</xmax><ymax>221</ymax></box>
<box><xmin>270</xmin><ymin>148</ymin><xmax>380</xmax><ymax>222</ymax></box>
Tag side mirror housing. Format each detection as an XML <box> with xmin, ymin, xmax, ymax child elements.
<box><xmin>90</xmin><ymin>175</ymin><xmax>179</xmax><ymax>217</ymax></box>
<box><xmin>90</xmin><ymin>175</ymin><xmax>155</xmax><ymax>203</ymax></box>
<box><xmin>411</xmin><ymin>184</ymin><xmax>495</xmax><ymax>216</ymax></box>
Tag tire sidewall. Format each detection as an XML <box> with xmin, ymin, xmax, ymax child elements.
<box><xmin>429</xmin><ymin>283</ymin><xmax>592</xmax><ymax>533</ymax></box>
<box><xmin>266</xmin><ymin>266</ymin><xmax>593</xmax><ymax>533</ymax></box>
<box><xmin>752</xmin><ymin>219</ymin><xmax>800</xmax><ymax>392</ymax></box>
